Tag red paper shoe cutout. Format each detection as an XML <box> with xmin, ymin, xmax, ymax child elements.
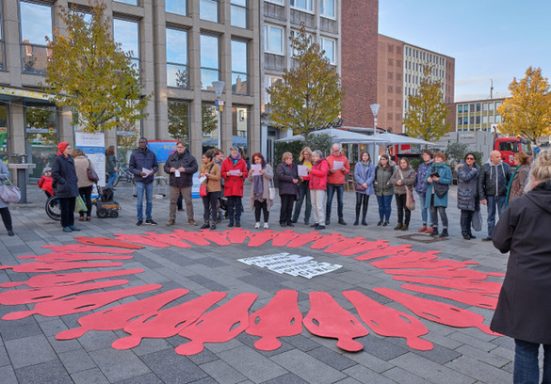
<box><xmin>18</xmin><ymin>253</ymin><xmax>133</xmax><ymax>263</ymax></box>
<box><xmin>198</xmin><ymin>230</ymin><xmax>231</xmax><ymax>246</ymax></box>
<box><xmin>225</xmin><ymin>228</ymin><xmax>251</xmax><ymax>244</ymax></box>
<box><xmin>42</xmin><ymin>244</ymin><xmax>135</xmax><ymax>254</ymax></box>
<box><xmin>374</xmin><ymin>288</ymin><xmax>499</xmax><ymax>335</ymax></box>
<box><xmin>74</xmin><ymin>237</ymin><xmax>143</xmax><ymax>249</ymax></box>
<box><xmin>391</xmin><ymin>275</ymin><xmax>501</xmax><ymax>296</ymax></box>
<box><xmin>338</xmin><ymin>240</ymin><xmax>388</xmax><ymax>256</ymax></box>
<box><xmin>0</xmin><ymin>279</ymin><xmax>128</xmax><ymax>306</ymax></box>
<box><xmin>385</xmin><ymin>267</ymin><xmax>495</xmax><ymax>281</ymax></box>
<box><xmin>246</xmin><ymin>289</ymin><xmax>303</xmax><ymax>351</ymax></box>
<box><xmin>271</xmin><ymin>231</ymin><xmax>300</xmax><ymax>247</ymax></box>
<box><xmin>173</xmin><ymin>230</ymin><xmax>212</xmax><ymax>246</ymax></box>
<box><xmin>310</xmin><ymin>233</ymin><xmax>346</xmax><ymax>250</ymax></box>
<box><xmin>355</xmin><ymin>244</ymin><xmax>412</xmax><ymax>261</ymax></box>
<box><xmin>56</xmin><ymin>288</ymin><xmax>189</xmax><ymax>340</ymax></box>
<box><xmin>369</xmin><ymin>250</ymin><xmax>440</xmax><ymax>267</ymax></box>
<box><xmin>303</xmin><ymin>291</ymin><xmax>368</xmax><ymax>352</ymax></box>
<box><xmin>247</xmin><ymin>230</ymin><xmax>276</xmax><ymax>247</ymax></box>
<box><xmin>143</xmin><ymin>233</ymin><xmax>192</xmax><ymax>248</ymax></box>
<box><xmin>285</xmin><ymin>232</ymin><xmax>322</xmax><ymax>248</ymax></box>
<box><xmin>0</xmin><ymin>269</ymin><xmax>144</xmax><ymax>288</ymax></box>
<box><xmin>2</xmin><ymin>284</ymin><xmax>161</xmax><ymax>320</ymax></box>
<box><xmin>324</xmin><ymin>237</ymin><xmax>366</xmax><ymax>254</ymax></box>
<box><xmin>175</xmin><ymin>293</ymin><xmax>257</xmax><ymax>356</ymax></box>
<box><xmin>400</xmin><ymin>284</ymin><xmax>498</xmax><ymax>310</ymax></box>
<box><xmin>0</xmin><ymin>261</ymin><xmax>123</xmax><ymax>273</ymax></box>
<box><xmin>114</xmin><ymin>234</ymin><xmax>171</xmax><ymax>248</ymax></box>
<box><xmin>342</xmin><ymin>290</ymin><xmax>433</xmax><ymax>351</ymax></box>
<box><xmin>113</xmin><ymin>291</ymin><xmax>227</xmax><ymax>350</ymax></box>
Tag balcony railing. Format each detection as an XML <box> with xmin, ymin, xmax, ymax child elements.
<box><xmin>21</xmin><ymin>43</ymin><xmax>52</xmax><ymax>75</ymax></box>
<box><xmin>167</xmin><ymin>63</ymin><xmax>190</xmax><ymax>89</ymax></box>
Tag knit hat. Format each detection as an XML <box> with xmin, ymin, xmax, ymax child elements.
<box><xmin>57</xmin><ymin>141</ymin><xmax>70</xmax><ymax>155</ymax></box>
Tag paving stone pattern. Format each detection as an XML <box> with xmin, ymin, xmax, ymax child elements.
<box><xmin>0</xmin><ymin>184</ymin><xmax>513</xmax><ymax>383</ymax></box>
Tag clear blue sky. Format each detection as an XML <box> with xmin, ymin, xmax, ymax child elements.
<box><xmin>379</xmin><ymin>0</ymin><xmax>551</xmax><ymax>101</ymax></box>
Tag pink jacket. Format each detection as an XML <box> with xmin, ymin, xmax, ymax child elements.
<box><xmin>309</xmin><ymin>160</ymin><xmax>329</xmax><ymax>190</ymax></box>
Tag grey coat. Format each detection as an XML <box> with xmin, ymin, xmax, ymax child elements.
<box><xmin>389</xmin><ymin>167</ymin><xmax>416</xmax><ymax>195</ymax></box>
<box><xmin>276</xmin><ymin>162</ymin><xmax>299</xmax><ymax>196</ymax></box>
<box><xmin>0</xmin><ymin>162</ymin><xmax>11</xmax><ymax>209</ymax></box>
<box><xmin>456</xmin><ymin>163</ymin><xmax>479</xmax><ymax>211</ymax></box>
<box><xmin>248</xmin><ymin>164</ymin><xmax>274</xmax><ymax>209</ymax></box>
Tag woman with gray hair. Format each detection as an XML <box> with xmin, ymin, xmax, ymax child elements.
<box><xmin>308</xmin><ymin>150</ymin><xmax>329</xmax><ymax>230</ymax></box>
<box><xmin>491</xmin><ymin>149</ymin><xmax>551</xmax><ymax>383</ymax></box>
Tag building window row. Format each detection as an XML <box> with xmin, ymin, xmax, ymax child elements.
<box><xmin>457</xmin><ymin>102</ymin><xmax>502</xmax><ymax>114</ymax></box>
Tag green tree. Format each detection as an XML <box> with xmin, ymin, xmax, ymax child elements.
<box><xmin>201</xmin><ymin>104</ymin><xmax>218</xmax><ymax>135</ymax></box>
<box><xmin>168</xmin><ymin>101</ymin><xmax>190</xmax><ymax>141</ymax></box>
<box><xmin>498</xmin><ymin>67</ymin><xmax>551</xmax><ymax>143</ymax></box>
<box><xmin>403</xmin><ymin>65</ymin><xmax>449</xmax><ymax>142</ymax></box>
<box><xmin>45</xmin><ymin>3</ymin><xmax>149</xmax><ymax>133</ymax></box>
<box><xmin>267</xmin><ymin>27</ymin><xmax>341</xmax><ymax>135</ymax></box>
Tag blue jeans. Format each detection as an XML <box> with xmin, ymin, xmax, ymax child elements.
<box><xmin>292</xmin><ymin>181</ymin><xmax>311</xmax><ymax>223</ymax></box>
<box><xmin>326</xmin><ymin>184</ymin><xmax>344</xmax><ymax>222</ymax></box>
<box><xmin>487</xmin><ymin>194</ymin><xmax>506</xmax><ymax>237</ymax></box>
<box><xmin>135</xmin><ymin>181</ymin><xmax>153</xmax><ymax>221</ymax></box>
<box><xmin>417</xmin><ymin>191</ymin><xmax>430</xmax><ymax>226</ymax></box>
<box><xmin>376</xmin><ymin>195</ymin><xmax>392</xmax><ymax>222</ymax></box>
<box><xmin>514</xmin><ymin>339</ymin><xmax>551</xmax><ymax>384</ymax></box>
<box><xmin>106</xmin><ymin>172</ymin><xmax>118</xmax><ymax>189</ymax></box>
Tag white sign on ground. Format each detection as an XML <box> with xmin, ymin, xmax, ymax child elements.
<box><xmin>238</xmin><ymin>253</ymin><xmax>342</xmax><ymax>279</ymax></box>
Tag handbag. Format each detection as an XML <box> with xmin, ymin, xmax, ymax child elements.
<box><xmin>472</xmin><ymin>209</ymin><xmax>482</xmax><ymax>232</ymax></box>
<box><xmin>199</xmin><ymin>183</ymin><xmax>207</xmax><ymax>197</ymax></box>
<box><xmin>87</xmin><ymin>160</ymin><xmax>99</xmax><ymax>183</ymax></box>
<box><xmin>0</xmin><ymin>179</ymin><xmax>21</xmax><ymax>204</ymax></box>
<box><xmin>75</xmin><ymin>195</ymin><xmax>87</xmax><ymax>213</ymax></box>
<box><xmin>269</xmin><ymin>180</ymin><xmax>276</xmax><ymax>200</ymax></box>
<box><xmin>433</xmin><ymin>182</ymin><xmax>449</xmax><ymax>198</ymax></box>
<box><xmin>406</xmin><ymin>187</ymin><xmax>416</xmax><ymax>211</ymax></box>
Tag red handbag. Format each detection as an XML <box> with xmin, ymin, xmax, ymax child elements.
<box><xmin>200</xmin><ymin>183</ymin><xmax>207</xmax><ymax>197</ymax></box>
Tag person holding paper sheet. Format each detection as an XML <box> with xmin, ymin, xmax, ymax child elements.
<box><xmin>129</xmin><ymin>137</ymin><xmax>159</xmax><ymax>226</ymax></box>
<box><xmin>248</xmin><ymin>153</ymin><xmax>273</xmax><ymax>229</ymax></box>
<box><xmin>353</xmin><ymin>152</ymin><xmax>375</xmax><ymax>226</ymax></box>
<box><xmin>199</xmin><ymin>151</ymin><xmax>221</xmax><ymax>230</ymax></box>
<box><xmin>221</xmin><ymin>146</ymin><xmax>248</xmax><ymax>227</ymax></box>
<box><xmin>292</xmin><ymin>147</ymin><xmax>313</xmax><ymax>225</ymax></box>
<box><xmin>389</xmin><ymin>158</ymin><xmax>417</xmax><ymax>231</ymax></box>
<box><xmin>164</xmin><ymin>141</ymin><xmax>198</xmax><ymax>226</ymax></box>
<box><xmin>325</xmin><ymin>143</ymin><xmax>350</xmax><ymax>225</ymax></box>
<box><xmin>276</xmin><ymin>152</ymin><xmax>299</xmax><ymax>227</ymax></box>
<box><xmin>309</xmin><ymin>150</ymin><xmax>329</xmax><ymax>230</ymax></box>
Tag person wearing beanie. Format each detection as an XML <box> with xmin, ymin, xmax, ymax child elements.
<box><xmin>52</xmin><ymin>141</ymin><xmax>80</xmax><ymax>232</ymax></box>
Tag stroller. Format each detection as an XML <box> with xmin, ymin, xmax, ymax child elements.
<box><xmin>94</xmin><ymin>184</ymin><xmax>121</xmax><ymax>218</ymax></box>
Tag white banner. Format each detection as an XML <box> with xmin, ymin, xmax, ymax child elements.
<box><xmin>75</xmin><ymin>132</ymin><xmax>106</xmax><ymax>187</ymax></box>
<box><xmin>238</xmin><ymin>253</ymin><xmax>342</xmax><ymax>279</ymax></box>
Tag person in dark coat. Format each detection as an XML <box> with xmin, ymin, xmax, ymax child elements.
<box><xmin>456</xmin><ymin>153</ymin><xmax>479</xmax><ymax>240</ymax></box>
<box><xmin>52</xmin><ymin>142</ymin><xmax>80</xmax><ymax>232</ymax></box>
<box><xmin>491</xmin><ymin>149</ymin><xmax>551</xmax><ymax>384</ymax></box>
<box><xmin>424</xmin><ymin>152</ymin><xmax>452</xmax><ymax>238</ymax></box>
<box><xmin>129</xmin><ymin>137</ymin><xmax>159</xmax><ymax>226</ymax></box>
<box><xmin>276</xmin><ymin>152</ymin><xmax>299</xmax><ymax>227</ymax></box>
<box><xmin>164</xmin><ymin>142</ymin><xmax>198</xmax><ymax>226</ymax></box>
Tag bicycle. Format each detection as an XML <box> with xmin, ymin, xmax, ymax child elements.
<box><xmin>113</xmin><ymin>163</ymin><xmax>134</xmax><ymax>187</ymax></box>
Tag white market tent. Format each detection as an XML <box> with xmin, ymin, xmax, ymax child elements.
<box><xmin>374</xmin><ymin>132</ymin><xmax>436</xmax><ymax>146</ymax></box>
<box><xmin>275</xmin><ymin>128</ymin><xmax>389</xmax><ymax>144</ymax></box>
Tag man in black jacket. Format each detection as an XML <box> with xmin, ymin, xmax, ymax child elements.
<box><xmin>164</xmin><ymin>141</ymin><xmax>198</xmax><ymax>226</ymax></box>
<box><xmin>478</xmin><ymin>150</ymin><xmax>511</xmax><ymax>241</ymax></box>
<box><xmin>129</xmin><ymin>137</ymin><xmax>159</xmax><ymax>226</ymax></box>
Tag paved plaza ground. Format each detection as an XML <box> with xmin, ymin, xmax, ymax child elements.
<box><xmin>0</xmin><ymin>183</ymin><xmax>514</xmax><ymax>384</ymax></box>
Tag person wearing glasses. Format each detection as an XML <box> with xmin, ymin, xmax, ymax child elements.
<box><xmin>457</xmin><ymin>153</ymin><xmax>479</xmax><ymax>240</ymax></box>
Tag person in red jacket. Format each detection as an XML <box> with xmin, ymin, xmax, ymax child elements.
<box><xmin>38</xmin><ymin>167</ymin><xmax>54</xmax><ymax>197</ymax></box>
<box><xmin>221</xmin><ymin>146</ymin><xmax>248</xmax><ymax>227</ymax></box>
<box><xmin>309</xmin><ymin>150</ymin><xmax>329</xmax><ymax>230</ymax></box>
<box><xmin>325</xmin><ymin>143</ymin><xmax>350</xmax><ymax>225</ymax></box>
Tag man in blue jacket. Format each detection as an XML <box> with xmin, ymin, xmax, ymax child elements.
<box><xmin>129</xmin><ymin>137</ymin><xmax>159</xmax><ymax>226</ymax></box>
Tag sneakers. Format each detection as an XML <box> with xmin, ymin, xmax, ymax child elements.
<box><xmin>145</xmin><ymin>219</ymin><xmax>158</xmax><ymax>226</ymax></box>
<box><xmin>263</xmin><ymin>223</ymin><xmax>269</xmax><ymax>229</ymax></box>
<box><xmin>439</xmin><ymin>228</ymin><xmax>449</xmax><ymax>238</ymax></box>
<box><xmin>254</xmin><ymin>222</ymin><xmax>260</xmax><ymax>229</ymax></box>
<box><xmin>166</xmin><ymin>220</ymin><xmax>175</xmax><ymax>226</ymax></box>
<box><xmin>136</xmin><ymin>220</ymin><xmax>143</xmax><ymax>226</ymax></box>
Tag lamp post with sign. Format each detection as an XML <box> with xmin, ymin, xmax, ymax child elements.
<box><xmin>212</xmin><ymin>81</ymin><xmax>225</xmax><ymax>150</ymax></box>
<box><xmin>370</xmin><ymin>103</ymin><xmax>380</xmax><ymax>135</ymax></box>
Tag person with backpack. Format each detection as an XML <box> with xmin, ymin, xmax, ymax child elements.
<box><xmin>374</xmin><ymin>154</ymin><xmax>394</xmax><ymax>226</ymax></box>
<box><xmin>129</xmin><ymin>137</ymin><xmax>159</xmax><ymax>226</ymax></box>
<box><xmin>425</xmin><ymin>152</ymin><xmax>452</xmax><ymax>238</ymax></box>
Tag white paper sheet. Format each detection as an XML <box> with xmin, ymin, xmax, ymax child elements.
<box><xmin>298</xmin><ymin>165</ymin><xmax>309</xmax><ymax>177</ymax></box>
<box><xmin>332</xmin><ymin>161</ymin><xmax>344</xmax><ymax>170</ymax></box>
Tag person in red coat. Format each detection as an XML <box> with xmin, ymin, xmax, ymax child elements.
<box><xmin>325</xmin><ymin>143</ymin><xmax>350</xmax><ymax>225</ymax></box>
<box><xmin>38</xmin><ymin>167</ymin><xmax>54</xmax><ymax>197</ymax></box>
<box><xmin>221</xmin><ymin>147</ymin><xmax>248</xmax><ymax>227</ymax></box>
<box><xmin>309</xmin><ymin>150</ymin><xmax>329</xmax><ymax>230</ymax></box>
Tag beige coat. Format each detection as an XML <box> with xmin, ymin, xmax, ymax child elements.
<box><xmin>200</xmin><ymin>162</ymin><xmax>221</xmax><ymax>193</ymax></box>
<box><xmin>248</xmin><ymin>164</ymin><xmax>274</xmax><ymax>209</ymax></box>
<box><xmin>74</xmin><ymin>156</ymin><xmax>95</xmax><ymax>188</ymax></box>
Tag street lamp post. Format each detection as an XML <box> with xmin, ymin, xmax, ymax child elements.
<box><xmin>370</xmin><ymin>103</ymin><xmax>380</xmax><ymax>135</ymax></box>
<box><xmin>212</xmin><ymin>81</ymin><xmax>225</xmax><ymax>150</ymax></box>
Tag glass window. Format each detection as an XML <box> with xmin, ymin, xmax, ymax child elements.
<box><xmin>202</xmin><ymin>102</ymin><xmax>219</xmax><ymax>151</ymax></box>
<box><xmin>200</xmin><ymin>0</ymin><xmax>219</xmax><ymax>23</ymax></box>
<box><xmin>115</xmin><ymin>0</ymin><xmax>139</xmax><ymax>5</ymax></box>
<box><xmin>166</xmin><ymin>28</ymin><xmax>189</xmax><ymax>88</ymax></box>
<box><xmin>113</xmin><ymin>18</ymin><xmax>140</xmax><ymax>69</ymax></box>
<box><xmin>200</xmin><ymin>34</ymin><xmax>220</xmax><ymax>90</ymax></box>
<box><xmin>264</xmin><ymin>75</ymin><xmax>282</xmax><ymax>105</ymax></box>
<box><xmin>166</xmin><ymin>0</ymin><xmax>187</xmax><ymax>15</ymax></box>
<box><xmin>469</xmin><ymin>103</ymin><xmax>475</xmax><ymax>113</ymax></box>
<box><xmin>231</xmin><ymin>40</ymin><xmax>248</xmax><ymax>95</ymax></box>
<box><xmin>482</xmin><ymin>103</ymin><xmax>488</xmax><ymax>111</ymax></box>
<box><xmin>20</xmin><ymin>1</ymin><xmax>53</xmax><ymax>74</ymax></box>
<box><xmin>482</xmin><ymin>116</ymin><xmax>488</xmax><ymax>124</ymax></box>
<box><xmin>0</xmin><ymin>104</ymin><xmax>7</xmax><ymax>161</ymax></box>
<box><xmin>458</xmin><ymin>117</ymin><xmax>462</xmax><ymax>125</ymax></box>
<box><xmin>168</xmin><ymin>100</ymin><xmax>190</xmax><ymax>146</ymax></box>
<box><xmin>489</xmin><ymin>102</ymin><xmax>495</xmax><ymax>111</ymax></box>
<box><xmin>290</xmin><ymin>0</ymin><xmax>313</xmax><ymax>12</ymax></box>
<box><xmin>231</xmin><ymin>0</ymin><xmax>247</xmax><ymax>28</ymax></box>
<box><xmin>24</xmin><ymin>105</ymin><xmax>58</xmax><ymax>178</ymax></box>
<box><xmin>476</xmin><ymin>103</ymin><xmax>481</xmax><ymax>112</ymax></box>
<box><xmin>321</xmin><ymin>37</ymin><xmax>336</xmax><ymax>65</ymax></box>
<box><xmin>457</xmin><ymin>104</ymin><xmax>463</xmax><ymax>113</ymax></box>
<box><xmin>264</xmin><ymin>25</ymin><xmax>284</xmax><ymax>55</ymax></box>
<box><xmin>232</xmin><ymin>106</ymin><xmax>249</xmax><ymax>157</ymax></box>
<box><xmin>266</xmin><ymin>0</ymin><xmax>284</xmax><ymax>4</ymax></box>
<box><xmin>320</xmin><ymin>0</ymin><xmax>336</xmax><ymax>18</ymax></box>
<box><xmin>475</xmin><ymin>116</ymin><xmax>481</xmax><ymax>124</ymax></box>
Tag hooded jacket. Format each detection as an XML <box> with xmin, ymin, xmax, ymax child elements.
<box><xmin>478</xmin><ymin>161</ymin><xmax>511</xmax><ymax>200</ymax></box>
<box><xmin>491</xmin><ymin>181</ymin><xmax>551</xmax><ymax>344</ymax></box>
<box><xmin>164</xmin><ymin>149</ymin><xmax>198</xmax><ymax>188</ymax></box>
<box><xmin>309</xmin><ymin>159</ymin><xmax>329</xmax><ymax>191</ymax></box>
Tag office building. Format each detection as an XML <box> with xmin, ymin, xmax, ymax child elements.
<box><xmin>449</xmin><ymin>98</ymin><xmax>505</xmax><ymax>132</ymax></box>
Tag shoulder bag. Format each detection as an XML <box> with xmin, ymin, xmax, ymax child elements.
<box><xmin>0</xmin><ymin>179</ymin><xmax>21</xmax><ymax>204</ymax></box>
<box><xmin>87</xmin><ymin>160</ymin><xmax>99</xmax><ymax>183</ymax></box>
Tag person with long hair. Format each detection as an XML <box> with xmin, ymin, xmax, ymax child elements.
<box><xmin>425</xmin><ymin>152</ymin><xmax>452</xmax><ymax>237</ymax></box>
<box><xmin>414</xmin><ymin>150</ymin><xmax>434</xmax><ymax>232</ymax></box>
<box><xmin>457</xmin><ymin>152</ymin><xmax>479</xmax><ymax>240</ymax></box>
<box><xmin>491</xmin><ymin>149</ymin><xmax>551</xmax><ymax>383</ymax></box>
<box><xmin>309</xmin><ymin>150</ymin><xmax>328</xmax><ymax>230</ymax></box>
<box><xmin>353</xmin><ymin>152</ymin><xmax>375</xmax><ymax>225</ymax></box>
<box><xmin>291</xmin><ymin>147</ymin><xmax>313</xmax><ymax>225</ymax></box>
<box><xmin>105</xmin><ymin>145</ymin><xmax>118</xmax><ymax>189</ymax></box>
<box><xmin>506</xmin><ymin>151</ymin><xmax>531</xmax><ymax>205</ymax></box>
<box><xmin>52</xmin><ymin>142</ymin><xmax>80</xmax><ymax>232</ymax></box>
<box><xmin>374</xmin><ymin>154</ymin><xmax>394</xmax><ymax>226</ymax></box>
<box><xmin>73</xmin><ymin>148</ymin><xmax>95</xmax><ymax>221</ymax></box>
<box><xmin>389</xmin><ymin>157</ymin><xmax>416</xmax><ymax>231</ymax></box>
<box><xmin>221</xmin><ymin>146</ymin><xmax>248</xmax><ymax>227</ymax></box>
<box><xmin>276</xmin><ymin>152</ymin><xmax>299</xmax><ymax>227</ymax></box>
<box><xmin>248</xmin><ymin>152</ymin><xmax>274</xmax><ymax>229</ymax></box>
<box><xmin>199</xmin><ymin>151</ymin><xmax>221</xmax><ymax>230</ymax></box>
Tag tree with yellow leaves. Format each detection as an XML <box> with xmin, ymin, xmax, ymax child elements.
<box><xmin>46</xmin><ymin>3</ymin><xmax>149</xmax><ymax>133</ymax></box>
<box><xmin>498</xmin><ymin>67</ymin><xmax>551</xmax><ymax>143</ymax></box>
<box><xmin>403</xmin><ymin>65</ymin><xmax>449</xmax><ymax>142</ymax></box>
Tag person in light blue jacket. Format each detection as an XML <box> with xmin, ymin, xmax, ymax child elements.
<box><xmin>424</xmin><ymin>152</ymin><xmax>452</xmax><ymax>238</ymax></box>
<box><xmin>353</xmin><ymin>152</ymin><xmax>375</xmax><ymax>225</ymax></box>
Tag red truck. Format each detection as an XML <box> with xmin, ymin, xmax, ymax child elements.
<box><xmin>494</xmin><ymin>136</ymin><xmax>532</xmax><ymax>166</ymax></box>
